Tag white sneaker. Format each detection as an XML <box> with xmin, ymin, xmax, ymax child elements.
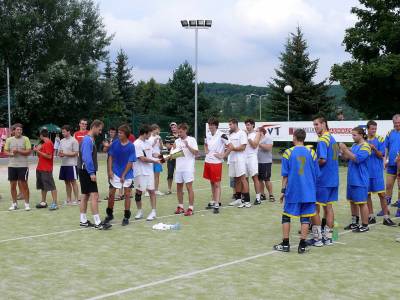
<box><xmin>155</xmin><ymin>190</ymin><xmax>165</xmax><ymax>196</ymax></box>
<box><xmin>145</xmin><ymin>192</ymin><xmax>149</xmax><ymax>197</ymax></box>
<box><xmin>146</xmin><ymin>210</ymin><xmax>157</xmax><ymax>221</ymax></box>
<box><xmin>8</xmin><ymin>204</ymin><xmax>18</xmax><ymax>211</ymax></box>
<box><xmin>229</xmin><ymin>199</ymin><xmax>242</xmax><ymax>206</ymax></box>
<box><xmin>238</xmin><ymin>202</ymin><xmax>252</xmax><ymax>208</ymax></box>
<box><xmin>71</xmin><ymin>201</ymin><xmax>78</xmax><ymax>206</ymax></box>
<box><xmin>134</xmin><ymin>210</ymin><xmax>144</xmax><ymax>220</ymax></box>
<box><xmin>24</xmin><ymin>204</ymin><xmax>31</xmax><ymax>211</ymax></box>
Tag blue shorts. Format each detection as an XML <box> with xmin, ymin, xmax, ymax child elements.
<box><xmin>347</xmin><ymin>185</ymin><xmax>368</xmax><ymax>204</ymax></box>
<box><xmin>59</xmin><ymin>166</ymin><xmax>78</xmax><ymax>181</ymax></box>
<box><xmin>368</xmin><ymin>177</ymin><xmax>385</xmax><ymax>194</ymax></box>
<box><xmin>153</xmin><ymin>163</ymin><xmax>163</xmax><ymax>173</ymax></box>
<box><xmin>283</xmin><ymin>202</ymin><xmax>316</xmax><ymax>218</ymax></box>
<box><xmin>316</xmin><ymin>187</ymin><xmax>338</xmax><ymax>206</ymax></box>
<box><xmin>386</xmin><ymin>165</ymin><xmax>397</xmax><ymax>176</ymax></box>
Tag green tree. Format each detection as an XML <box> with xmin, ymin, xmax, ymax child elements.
<box><xmin>331</xmin><ymin>0</ymin><xmax>400</xmax><ymax>118</ymax></box>
<box><xmin>114</xmin><ymin>48</ymin><xmax>134</xmax><ymax>114</ymax></box>
<box><xmin>267</xmin><ymin>27</ymin><xmax>333</xmax><ymax>121</ymax></box>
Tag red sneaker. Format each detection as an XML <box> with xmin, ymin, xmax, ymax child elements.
<box><xmin>175</xmin><ymin>206</ymin><xmax>185</xmax><ymax>214</ymax></box>
<box><xmin>184</xmin><ymin>208</ymin><xmax>194</xmax><ymax>216</ymax></box>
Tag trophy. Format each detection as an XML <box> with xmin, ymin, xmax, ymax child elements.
<box><xmin>159</xmin><ymin>148</ymin><xmax>185</xmax><ymax>163</ymax></box>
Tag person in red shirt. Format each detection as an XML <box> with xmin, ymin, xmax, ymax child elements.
<box><xmin>74</xmin><ymin>118</ymin><xmax>89</xmax><ymax>144</ymax></box>
<box><xmin>34</xmin><ymin>128</ymin><xmax>58</xmax><ymax>210</ymax></box>
<box><xmin>128</xmin><ymin>133</ymin><xmax>135</xmax><ymax>143</ymax></box>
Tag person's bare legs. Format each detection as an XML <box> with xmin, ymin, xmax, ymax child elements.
<box><xmin>65</xmin><ymin>180</ymin><xmax>72</xmax><ymax>202</ymax></box>
<box><xmin>177</xmin><ymin>183</ymin><xmax>184</xmax><ymax>206</ymax></box>
<box><xmin>41</xmin><ymin>190</ymin><xmax>47</xmax><ymax>204</ymax></box>
<box><xmin>90</xmin><ymin>192</ymin><xmax>99</xmax><ymax>215</ymax></box>
<box><xmin>19</xmin><ymin>180</ymin><xmax>30</xmax><ymax>206</ymax></box>
<box><xmin>154</xmin><ymin>173</ymin><xmax>160</xmax><ymax>192</ymax></box>
<box><xmin>10</xmin><ymin>181</ymin><xmax>18</xmax><ymax>204</ymax></box>
<box><xmin>50</xmin><ymin>190</ymin><xmax>58</xmax><ymax>205</ymax></box>
<box><xmin>71</xmin><ymin>180</ymin><xmax>79</xmax><ymax>202</ymax></box>
<box><xmin>186</xmin><ymin>182</ymin><xmax>194</xmax><ymax>207</ymax></box>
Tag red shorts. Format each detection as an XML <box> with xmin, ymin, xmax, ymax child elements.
<box><xmin>203</xmin><ymin>162</ymin><xmax>222</xmax><ymax>183</ymax></box>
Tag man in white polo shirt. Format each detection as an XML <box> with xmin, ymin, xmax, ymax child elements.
<box><xmin>226</xmin><ymin>118</ymin><xmax>250</xmax><ymax>208</ymax></box>
<box><xmin>203</xmin><ymin>117</ymin><xmax>229</xmax><ymax>214</ymax></box>
<box><xmin>173</xmin><ymin>123</ymin><xmax>199</xmax><ymax>216</ymax></box>
<box><xmin>244</xmin><ymin>119</ymin><xmax>262</xmax><ymax>205</ymax></box>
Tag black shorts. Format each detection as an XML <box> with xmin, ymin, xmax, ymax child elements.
<box><xmin>8</xmin><ymin>167</ymin><xmax>29</xmax><ymax>181</ymax></box>
<box><xmin>36</xmin><ymin>170</ymin><xmax>56</xmax><ymax>191</ymax></box>
<box><xmin>258</xmin><ymin>163</ymin><xmax>272</xmax><ymax>181</ymax></box>
<box><xmin>167</xmin><ymin>159</ymin><xmax>176</xmax><ymax>180</ymax></box>
<box><xmin>79</xmin><ymin>169</ymin><xmax>98</xmax><ymax>194</ymax></box>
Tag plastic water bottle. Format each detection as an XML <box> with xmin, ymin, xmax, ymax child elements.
<box><xmin>332</xmin><ymin>221</ymin><xmax>339</xmax><ymax>241</ymax></box>
<box><xmin>168</xmin><ymin>223</ymin><xmax>181</xmax><ymax>230</ymax></box>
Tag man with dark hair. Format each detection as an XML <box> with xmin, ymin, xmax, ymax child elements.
<box><xmin>74</xmin><ymin>118</ymin><xmax>89</xmax><ymax>144</ymax></box>
<box><xmin>226</xmin><ymin>118</ymin><xmax>250</xmax><ymax>207</ymax></box>
<box><xmin>258</xmin><ymin>127</ymin><xmax>275</xmax><ymax>202</ymax></box>
<box><xmin>164</xmin><ymin>122</ymin><xmax>179</xmax><ymax>194</ymax></box>
<box><xmin>366</xmin><ymin>120</ymin><xmax>395</xmax><ymax>225</ymax></box>
<box><xmin>173</xmin><ymin>123</ymin><xmax>199</xmax><ymax>216</ymax></box>
<box><xmin>4</xmin><ymin>123</ymin><xmax>31</xmax><ymax>211</ymax></box>
<box><xmin>273</xmin><ymin>129</ymin><xmax>318</xmax><ymax>254</ymax></box>
<box><xmin>78</xmin><ymin>119</ymin><xmax>111</xmax><ymax>229</ymax></box>
<box><xmin>104</xmin><ymin>124</ymin><xmax>137</xmax><ymax>226</ymax></box>
<box><xmin>133</xmin><ymin>124</ymin><xmax>161</xmax><ymax>221</ymax></box>
<box><xmin>34</xmin><ymin>128</ymin><xmax>58</xmax><ymax>210</ymax></box>
<box><xmin>59</xmin><ymin>125</ymin><xmax>79</xmax><ymax>205</ymax></box>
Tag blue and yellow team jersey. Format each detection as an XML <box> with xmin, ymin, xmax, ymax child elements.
<box><xmin>384</xmin><ymin>129</ymin><xmax>400</xmax><ymax>166</ymax></box>
<box><xmin>316</xmin><ymin>132</ymin><xmax>339</xmax><ymax>187</ymax></box>
<box><xmin>347</xmin><ymin>142</ymin><xmax>371</xmax><ymax>187</ymax></box>
<box><xmin>367</xmin><ymin>135</ymin><xmax>385</xmax><ymax>179</ymax></box>
<box><xmin>281</xmin><ymin>146</ymin><xmax>319</xmax><ymax>203</ymax></box>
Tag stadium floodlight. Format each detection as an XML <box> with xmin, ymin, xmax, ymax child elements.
<box><xmin>247</xmin><ymin>94</ymin><xmax>268</xmax><ymax>120</ymax></box>
<box><xmin>284</xmin><ymin>85</ymin><xmax>293</xmax><ymax>121</ymax></box>
<box><xmin>180</xmin><ymin>19</ymin><xmax>213</xmax><ymax>142</ymax></box>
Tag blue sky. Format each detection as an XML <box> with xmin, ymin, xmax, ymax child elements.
<box><xmin>95</xmin><ymin>0</ymin><xmax>359</xmax><ymax>86</ymax></box>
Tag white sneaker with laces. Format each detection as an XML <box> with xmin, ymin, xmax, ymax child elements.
<box><xmin>146</xmin><ymin>210</ymin><xmax>157</xmax><ymax>221</ymax></box>
<box><xmin>229</xmin><ymin>199</ymin><xmax>242</xmax><ymax>206</ymax></box>
<box><xmin>135</xmin><ymin>210</ymin><xmax>144</xmax><ymax>220</ymax></box>
<box><xmin>155</xmin><ymin>190</ymin><xmax>165</xmax><ymax>196</ymax></box>
<box><xmin>238</xmin><ymin>202</ymin><xmax>252</xmax><ymax>208</ymax></box>
<box><xmin>9</xmin><ymin>204</ymin><xmax>18</xmax><ymax>211</ymax></box>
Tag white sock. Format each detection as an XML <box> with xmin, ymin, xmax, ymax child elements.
<box><xmin>178</xmin><ymin>204</ymin><xmax>184</xmax><ymax>208</ymax></box>
<box><xmin>312</xmin><ymin>225</ymin><xmax>322</xmax><ymax>240</ymax></box>
<box><xmin>189</xmin><ymin>205</ymin><xmax>194</xmax><ymax>210</ymax></box>
<box><xmin>137</xmin><ymin>209</ymin><xmax>143</xmax><ymax>213</ymax></box>
<box><xmin>24</xmin><ymin>202</ymin><xmax>30</xmax><ymax>208</ymax></box>
<box><xmin>256</xmin><ymin>193</ymin><xmax>261</xmax><ymax>200</ymax></box>
<box><xmin>210</xmin><ymin>200</ymin><xmax>215</xmax><ymax>204</ymax></box>
<box><xmin>11</xmin><ymin>202</ymin><xmax>16</xmax><ymax>207</ymax></box>
<box><xmin>80</xmin><ymin>213</ymin><xmax>87</xmax><ymax>223</ymax></box>
<box><xmin>325</xmin><ymin>226</ymin><xmax>332</xmax><ymax>239</ymax></box>
<box><xmin>93</xmin><ymin>214</ymin><xmax>101</xmax><ymax>225</ymax></box>
<box><xmin>384</xmin><ymin>215</ymin><xmax>389</xmax><ymax>220</ymax></box>
<box><xmin>214</xmin><ymin>201</ymin><xmax>219</xmax><ymax>208</ymax></box>
<box><xmin>152</xmin><ymin>209</ymin><xmax>156</xmax><ymax>213</ymax></box>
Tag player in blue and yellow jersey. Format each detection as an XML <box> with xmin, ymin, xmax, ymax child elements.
<box><xmin>308</xmin><ymin>116</ymin><xmax>339</xmax><ymax>247</ymax></box>
<box><xmin>366</xmin><ymin>120</ymin><xmax>396</xmax><ymax>226</ymax></box>
<box><xmin>273</xmin><ymin>129</ymin><xmax>319</xmax><ymax>254</ymax></box>
<box><xmin>339</xmin><ymin>127</ymin><xmax>371</xmax><ymax>233</ymax></box>
<box><xmin>384</xmin><ymin>114</ymin><xmax>400</xmax><ymax>217</ymax></box>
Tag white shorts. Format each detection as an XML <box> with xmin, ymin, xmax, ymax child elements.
<box><xmin>134</xmin><ymin>175</ymin><xmax>155</xmax><ymax>192</ymax></box>
<box><xmin>175</xmin><ymin>171</ymin><xmax>194</xmax><ymax>184</ymax></box>
<box><xmin>110</xmin><ymin>174</ymin><xmax>133</xmax><ymax>189</ymax></box>
<box><xmin>228</xmin><ymin>160</ymin><xmax>246</xmax><ymax>178</ymax></box>
<box><xmin>246</xmin><ymin>155</ymin><xmax>258</xmax><ymax>177</ymax></box>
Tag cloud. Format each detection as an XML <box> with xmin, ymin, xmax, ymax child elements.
<box><xmin>97</xmin><ymin>0</ymin><xmax>359</xmax><ymax>86</ymax></box>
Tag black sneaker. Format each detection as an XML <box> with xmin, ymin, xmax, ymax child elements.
<box><xmin>273</xmin><ymin>242</ymin><xmax>290</xmax><ymax>252</ymax></box>
<box><xmin>260</xmin><ymin>194</ymin><xmax>267</xmax><ymax>201</ymax></box>
<box><xmin>383</xmin><ymin>218</ymin><xmax>396</xmax><ymax>226</ymax></box>
<box><xmin>205</xmin><ymin>203</ymin><xmax>214</xmax><ymax>210</ymax></box>
<box><xmin>352</xmin><ymin>225</ymin><xmax>369</xmax><ymax>233</ymax></box>
<box><xmin>80</xmin><ymin>220</ymin><xmax>94</xmax><ymax>228</ymax></box>
<box><xmin>95</xmin><ymin>222</ymin><xmax>112</xmax><ymax>230</ymax></box>
<box><xmin>213</xmin><ymin>206</ymin><xmax>219</xmax><ymax>214</ymax></box>
<box><xmin>368</xmin><ymin>217</ymin><xmax>376</xmax><ymax>224</ymax></box>
<box><xmin>269</xmin><ymin>195</ymin><xmax>276</xmax><ymax>202</ymax></box>
<box><xmin>121</xmin><ymin>218</ymin><xmax>129</xmax><ymax>226</ymax></box>
<box><xmin>104</xmin><ymin>215</ymin><xmax>114</xmax><ymax>224</ymax></box>
<box><xmin>344</xmin><ymin>223</ymin><xmax>358</xmax><ymax>230</ymax></box>
<box><xmin>35</xmin><ymin>202</ymin><xmax>48</xmax><ymax>209</ymax></box>
<box><xmin>254</xmin><ymin>199</ymin><xmax>262</xmax><ymax>205</ymax></box>
<box><xmin>298</xmin><ymin>243</ymin><xmax>310</xmax><ymax>254</ymax></box>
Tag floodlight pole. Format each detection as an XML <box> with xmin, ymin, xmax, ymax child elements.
<box><xmin>194</xmin><ymin>27</ymin><xmax>198</xmax><ymax>142</ymax></box>
<box><xmin>287</xmin><ymin>94</ymin><xmax>290</xmax><ymax>121</ymax></box>
<box><xmin>7</xmin><ymin>67</ymin><xmax>11</xmax><ymax>130</ymax></box>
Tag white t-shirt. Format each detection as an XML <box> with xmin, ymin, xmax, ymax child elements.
<box><xmin>205</xmin><ymin>130</ymin><xmax>228</xmax><ymax>164</ymax></box>
<box><xmin>175</xmin><ymin>136</ymin><xmax>198</xmax><ymax>173</ymax></box>
<box><xmin>148</xmin><ymin>135</ymin><xmax>162</xmax><ymax>155</ymax></box>
<box><xmin>245</xmin><ymin>131</ymin><xmax>258</xmax><ymax>157</ymax></box>
<box><xmin>228</xmin><ymin>130</ymin><xmax>247</xmax><ymax>162</ymax></box>
<box><xmin>134</xmin><ymin>139</ymin><xmax>154</xmax><ymax>176</ymax></box>
<box><xmin>59</xmin><ymin>136</ymin><xmax>79</xmax><ymax>166</ymax></box>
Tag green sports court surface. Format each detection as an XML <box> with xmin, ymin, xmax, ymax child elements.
<box><xmin>1</xmin><ymin>157</ymin><xmax>400</xmax><ymax>299</ymax></box>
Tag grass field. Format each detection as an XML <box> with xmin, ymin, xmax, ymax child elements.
<box><xmin>1</xmin><ymin>157</ymin><xmax>400</xmax><ymax>300</ymax></box>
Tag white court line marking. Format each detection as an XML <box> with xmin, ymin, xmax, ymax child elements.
<box><xmin>86</xmin><ymin>250</ymin><xmax>278</xmax><ymax>300</ymax></box>
<box><xmin>87</xmin><ymin>217</ymin><xmax>398</xmax><ymax>300</ymax></box>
